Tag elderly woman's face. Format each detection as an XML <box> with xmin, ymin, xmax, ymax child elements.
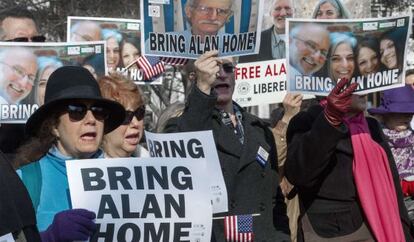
<box><xmin>330</xmin><ymin>42</ymin><xmax>355</xmax><ymax>82</ymax></box>
<box><xmin>315</xmin><ymin>2</ymin><xmax>339</xmax><ymax>19</ymax></box>
<box><xmin>54</xmin><ymin>100</ymin><xmax>105</xmax><ymax>158</ymax></box>
<box><xmin>357</xmin><ymin>47</ymin><xmax>379</xmax><ymax>76</ymax></box>
<box><xmin>380</xmin><ymin>39</ymin><xmax>397</xmax><ymax>69</ymax></box>
<box><xmin>37</xmin><ymin>66</ymin><xmax>56</xmax><ymax>106</ymax></box>
<box><xmin>103</xmin><ymin>103</ymin><xmax>144</xmax><ymax>157</ymax></box>
<box><xmin>106</xmin><ymin>37</ymin><xmax>120</xmax><ymax>71</ymax></box>
<box><xmin>383</xmin><ymin>113</ymin><xmax>413</xmax><ymax>131</ymax></box>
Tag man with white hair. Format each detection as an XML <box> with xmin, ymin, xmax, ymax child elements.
<box><xmin>0</xmin><ymin>47</ymin><xmax>37</xmax><ymax>105</ymax></box>
<box><xmin>240</xmin><ymin>0</ymin><xmax>293</xmax><ymax>62</ymax></box>
<box><xmin>184</xmin><ymin>0</ymin><xmax>233</xmax><ymax>41</ymax></box>
<box><xmin>289</xmin><ymin>23</ymin><xmax>330</xmax><ymax>79</ymax></box>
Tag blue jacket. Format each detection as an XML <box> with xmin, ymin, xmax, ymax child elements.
<box><xmin>20</xmin><ymin>146</ymin><xmax>103</xmax><ymax>231</ymax></box>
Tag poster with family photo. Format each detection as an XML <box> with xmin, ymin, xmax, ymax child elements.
<box><xmin>66</xmin><ymin>17</ymin><xmax>158</xmax><ymax>84</ymax></box>
<box><xmin>0</xmin><ymin>41</ymin><xmax>105</xmax><ymax>123</ymax></box>
<box><xmin>141</xmin><ymin>0</ymin><xmax>264</xmax><ymax>59</ymax></box>
<box><xmin>287</xmin><ymin>14</ymin><xmax>412</xmax><ymax>96</ymax></box>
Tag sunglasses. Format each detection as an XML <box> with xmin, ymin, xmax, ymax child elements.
<box><xmin>66</xmin><ymin>103</ymin><xmax>109</xmax><ymax>122</ymax></box>
<box><xmin>221</xmin><ymin>63</ymin><xmax>235</xmax><ymax>74</ymax></box>
<box><xmin>123</xmin><ymin>106</ymin><xmax>145</xmax><ymax>125</ymax></box>
<box><xmin>6</xmin><ymin>35</ymin><xmax>46</xmax><ymax>42</ymax></box>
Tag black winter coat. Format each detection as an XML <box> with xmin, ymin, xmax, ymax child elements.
<box><xmin>165</xmin><ymin>87</ymin><xmax>290</xmax><ymax>242</ymax></box>
<box><xmin>285</xmin><ymin>105</ymin><xmax>414</xmax><ymax>241</ymax></box>
<box><xmin>0</xmin><ymin>150</ymin><xmax>41</xmax><ymax>242</ymax></box>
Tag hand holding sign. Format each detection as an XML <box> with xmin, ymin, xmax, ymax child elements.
<box><xmin>40</xmin><ymin>209</ymin><xmax>96</xmax><ymax>242</ymax></box>
<box><xmin>282</xmin><ymin>93</ymin><xmax>303</xmax><ymax>123</ymax></box>
<box><xmin>324</xmin><ymin>78</ymin><xmax>358</xmax><ymax>127</ymax></box>
<box><xmin>195</xmin><ymin>50</ymin><xmax>220</xmax><ymax>95</ymax></box>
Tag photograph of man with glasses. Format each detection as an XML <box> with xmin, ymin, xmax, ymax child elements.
<box><xmin>288</xmin><ymin>23</ymin><xmax>330</xmax><ymax>84</ymax></box>
<box><xmin>184</xmin><ymin>0</ymin><xmax>234</xmax><ymax>43</ymax></box>
<box><xmin>142</xmin><ymin>0</ymin><xmax>262</xmax><ymax>58</ymax></box>
<box><xmin>0</xmin><ymin>47</ymin><xmax>37</xmax><ymax>105</ymax></box>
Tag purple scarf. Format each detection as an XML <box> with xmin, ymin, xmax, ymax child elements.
<box><xmin>382</xmin><ymin>128</ymin><xmax>414</xmax><ymax>180</ymax></box>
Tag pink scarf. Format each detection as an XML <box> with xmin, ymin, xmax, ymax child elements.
<box><xmin>343</xmin><ymin>113</ymin><xmax>405</xmax><ymax>242</ymax></box>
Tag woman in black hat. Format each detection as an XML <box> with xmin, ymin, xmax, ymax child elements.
<box><xmin>15</xmin><ymin>66</ymin><xmax>125</xmax><ymax>242</ymax></box>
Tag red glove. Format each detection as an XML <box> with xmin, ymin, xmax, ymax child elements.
<box><xmin>401</xmin><ymin>180</ymin><xmax>414</xmax><ymax>197</ymax></box>
<box><xmin>324</xmin><ymin>78</ymin><xmax>358</xmax><ymax>126</ymax></box>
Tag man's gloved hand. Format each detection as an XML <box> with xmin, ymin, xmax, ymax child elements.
<box><xmin>40</xmin><ymin>209</ymin><xmax>96</xmax><ymax>242</ymax></box>
<box><xmin>324</xmin><ymin>78</ymin><xmax>358</xmax><ymax>126</ymax></box>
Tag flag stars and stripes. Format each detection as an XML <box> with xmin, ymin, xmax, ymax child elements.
<box><xmin>224</xmin><ymin>214</ymin><xmax>254</xmax><ymax>242</ymax></box>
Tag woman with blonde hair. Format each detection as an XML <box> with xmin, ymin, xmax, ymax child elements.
<box><xmin>99</xmin><ymin>74</ymin><xmax>148</xmax><ymax>157</ymax></box>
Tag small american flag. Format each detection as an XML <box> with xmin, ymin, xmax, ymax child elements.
<box><xmin>136</xmin><ymin>55</ymin><xmax>165</xmax><ymax>80</ymax></box>
<box><xmin>224</xmin><ymin>214</ymin><xmax>254</xmax><ymax>242</ymax></box>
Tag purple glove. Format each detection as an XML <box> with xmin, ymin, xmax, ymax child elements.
<box><xmin>40</xmin><ymin>209</ymin><xmax>97</xmax><ymax>242</ymax></box>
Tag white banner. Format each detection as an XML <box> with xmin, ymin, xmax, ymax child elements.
<box><xmin>0</xmin><ymin>41</ymin><xmax>105</xmax><ymax>123</ymax></box>
<box><xmin>67</xmin><ymin>157</ymin><xmax>212</xmax><ymax>242</ymax></box>
<box><xmin>0</xmin><ymin>233</ymin><xmax>14</xmax><ymax>242</ymax></box>
<box><xmin>145</xmin><ymin>130</ymin><xmax>228</xmax><ymax>214</ymax></box>
<box><xmin>233</xmin><ymin>59</ymin><xmax>287</xmax><ymax>106</ymax></box>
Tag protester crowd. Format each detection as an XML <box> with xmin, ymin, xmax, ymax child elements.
<box><xmin>1</xmin><ymin>0</ymin><xmax>414</xmax><ymax>242</ymax></box>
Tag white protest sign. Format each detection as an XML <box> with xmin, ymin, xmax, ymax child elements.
<box><xmin>145</xmin><ymin>131</ymin><xmax>228</xmax><ymax>214</ymax></box>
<box><xmin>67</xmin><ymin>157</ymin><xmax>212</xmax><ymax>242</ymax></box>
<box><xmin>287</xmin><ymin>14</ymin><xmax>412</xmax><ymax>96</ymax></box>
<box><xmin>0</xmin><ymin>233</ymin><xmax>14</xmax><ymax>242</ymax></box>
<box><xmin>233</xmin><ymin>59</ymin><xmax>288</xmax><ymax>106</ymax></box>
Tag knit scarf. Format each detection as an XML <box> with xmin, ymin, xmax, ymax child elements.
<box><xmin>382</xmin><ymin>128</ymin><xmax>414</xmax><ymax>181</ymax></box>
<box><xmin>343</xmin><ymin>113</ymin><xmax>405</xmax><ymax>242</ymax></box>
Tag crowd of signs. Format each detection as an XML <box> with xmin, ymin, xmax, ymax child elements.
<box><xmin>0</xmin><ymin>0</ymin><xmax>412</xmax><ymax>241</ymax></box>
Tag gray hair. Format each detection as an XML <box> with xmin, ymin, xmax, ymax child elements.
<box><xmin>185</xmin><ymin>0</ymin><xmax>235</xmax><ymax>11</ymax></box>
<box><xmin>101</xmin><ymin>28</ymin><xmax>122</xmax><ymax>43</ymax></box>
<box><xmin>312</xmin><ymin>0</ymin><xmax>350</xmax><ymax>19</ymax></box>
<box><xmin>327</xmin><ymin>32</ymin><xmax>357</xmax><ymax>81</ymax></box>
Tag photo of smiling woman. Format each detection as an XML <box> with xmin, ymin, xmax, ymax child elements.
<box><xmin>380</xmin><ymin>29</ymin><xmax>406</xmax><ymax>74</ymax></box>
<box><xmin>356</xmin><ymin>36</ymin><xmax>382</xmax><ymax>77</ymax></box>
<box><xmin>327</xmin><ymin>32</ymin><xmax>357</xmax><ymax>83</ymax></box>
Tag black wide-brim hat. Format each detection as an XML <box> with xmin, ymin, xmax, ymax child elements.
<box><xmin>26</xmin><ymin>66</ymin><xmax>125</xmax><ymax>136</ymax></box>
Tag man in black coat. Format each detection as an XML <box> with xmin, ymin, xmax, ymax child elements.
<box><xmin>285</xmin><ymin>79</ymin><xmax>414</xmax><ymax>241</ymax></box>
<box><xmin>164</xmin><ymin>50</ymin><xmax>290</xmax><ymax>241</ymax></box>
<box><xmin>0</xmin><ymin>149</ymin><xmax>41</xmax><ymax>242</ymax></box>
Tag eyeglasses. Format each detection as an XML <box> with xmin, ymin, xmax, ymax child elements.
<box><xmin>66</xmin><ymin>103</ymin><xmax>109</xmax><ymax>121</ymax></box>
<box><xmin>6</xmin><ymin>35</ymin><xmax>46</xmax><ymax>42</ymax></box>
<box><xmin>293</xmin><ymin>36</ymin><xmax>328</xmax><ymax>60</ymax></box>
<box><xmin>0</xmin><ymin>61</ymin><xmax>35</xmax><ymax>85</ymax></box>
<box><xmin>123</xmin><ymin>106</ymin><xmax>145</xmax><ymax>125</ymax></box>
<box><xmin>220</xmin><ymin>63</ymin><xmax>235</xmax><ymax>74</ymax></box>
<box><xmin>71</xmin><ymin>32</ymin><xmax>94</xmax><ymax>42</ymax></box>
<box><xmin>192</xmin><ymin>5</ymin><xmax>233</xmax><ymax>17</ymax></box>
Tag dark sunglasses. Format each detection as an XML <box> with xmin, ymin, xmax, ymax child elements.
<box><xmin>66</xmin><ymin>103</ymin><xmax>109</xmax><ymax>121</ymax></box>
<box><xmin>6</xmin><ymin>35</ymin><xmax>46</xmax><ymax>42</ymax></box>
<box><xmin>221</xmin><ymin>63</ymin><xmax>235</xmax><ymax>73</ymax></box>
<box><xmin>123</xmin><ymin>106</ymin><xmax>145</xmax><ymax>125</ymax></box>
